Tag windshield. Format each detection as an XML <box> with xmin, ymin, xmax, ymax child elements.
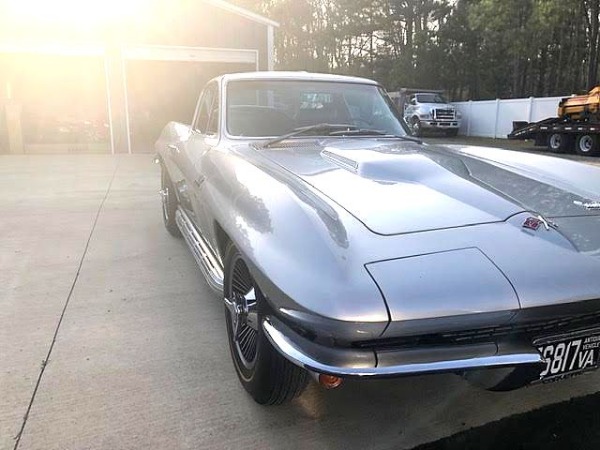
<box><xmin>226</xmin><ymin>80</ymin><xmax>408</xmax><ymax>138</ymax></box>
<box><xmin>416</xmin><ymin>93</ymin><xmax>447</xmax><ymax>104</ymax></box>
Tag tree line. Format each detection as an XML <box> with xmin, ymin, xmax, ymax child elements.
<box><xmin>232</xmin><ymin>0</ymin><xmax>600</xmax><ymax>100</ymax></box>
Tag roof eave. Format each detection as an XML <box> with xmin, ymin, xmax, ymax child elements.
<box><xmin>204</xmin><ymin>0</ymin><xmax>280</xmax><ymax>28</ymax></box>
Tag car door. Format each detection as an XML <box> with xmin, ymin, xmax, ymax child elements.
<box><xmin>185</xmin><ymin>81</ymin><xmax>220</xmax><ymax>239</ymax></box>
<box><xmin>404</xmin><ymin>95</ymin><xmax>417</xmax><ymax>120</ymax></box>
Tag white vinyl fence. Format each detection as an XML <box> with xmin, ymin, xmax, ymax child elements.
<box><xmin>452</xmin><ymin>96</ymin><xmax>568</xmax><ymax>139</ymax></box>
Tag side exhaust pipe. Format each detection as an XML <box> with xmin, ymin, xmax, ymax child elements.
<box><xmin>175</xmin><ymin>208</ymin><xmax>224</xmax><ymax>293</ymax></box>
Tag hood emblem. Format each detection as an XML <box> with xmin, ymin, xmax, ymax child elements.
<box><xmin>522</xmin><ymin>215</ymin><xmax>555</xmax><ymax>231</ymax></box>
<box><xmin>574</xmin><ymin>200</ymin><xmax>600</xmax><ymax>210</ymax></box>
<box><xmin>523</xmin><ymin>217</ymin><xmax>543</xmax><ymax>231</ymax></box>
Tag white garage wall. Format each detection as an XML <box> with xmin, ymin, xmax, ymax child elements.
<box><xmin>453</xmin><ymin>96</ymin><xmax>568</xmax><ymax>139</ymax></box>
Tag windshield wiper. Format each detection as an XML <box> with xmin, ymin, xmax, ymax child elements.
<box><xmin>328</xmin><ymin>128</ymin><xmax>388</xmax><ymax>136</ymax></box>
<box><xmin>263</xmin><ymin>123</ymin><xmax>358</xmax><ymax>148</ymax></box>
<box><xmin>329</xmin><ymin>128</ymin><xmax>423</xmax><ymax>143</ymax></box>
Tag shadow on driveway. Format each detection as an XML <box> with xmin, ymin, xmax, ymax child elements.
<box><xmin>414</xmin><ymin>389</ymin><xmax>600</xmax><ymax>450</ymax></box>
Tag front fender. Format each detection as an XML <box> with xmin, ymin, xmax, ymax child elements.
<box><xmin>203</xmin><ymin>147</ymin><xmax>389</xmax><ymax>340</ymax></box>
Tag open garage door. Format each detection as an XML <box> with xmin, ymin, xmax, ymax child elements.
<box><xmin>123</xmin><ymin>46</ymin><xmax>258</xmax><ymax>153</ymax></box>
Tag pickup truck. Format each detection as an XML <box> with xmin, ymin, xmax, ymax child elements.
<box><xmin>403</xmin><ymin>92</ymin><xmax>461</xmax><ymax>137</ymax></box>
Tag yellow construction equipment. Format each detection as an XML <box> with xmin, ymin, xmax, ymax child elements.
<box><xmin>509</xmin><ymin>87</ymin><xmax>600</xmax><ymax>156</ymax></box>
<box><xmin>557</xmin><ymin>87</ymin><xmax>600</xmax><ymax>120</ymax></box>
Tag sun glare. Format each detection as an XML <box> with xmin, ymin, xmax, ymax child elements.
<box><xmin>6</xmin><ymin>0</ymin><xmax>145</xmax><ymax>25</ymax></box>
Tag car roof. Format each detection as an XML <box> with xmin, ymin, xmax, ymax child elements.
<box><xmin>218</xmin><ymin>71</ymin><xmax>379</xmax><ymax>85</ymax></box>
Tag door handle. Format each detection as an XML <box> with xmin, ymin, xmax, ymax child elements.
<box><xmin>167</xmin><ymin>144</ymin><xmax>179</xmax><ymax>154</ymax></box>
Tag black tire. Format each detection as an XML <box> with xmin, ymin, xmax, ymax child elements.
<box><xmin>411</xmin><ymin>117</ymin><xmax>423</xmax><ymax>137</ymax></box>
<box><xmin>161</xmin><ymin>166</ymin><xmax>181</xmax><ymax>237</ymax></box>
<box><xmin>575</xmin><ymin>134</ymin><xmax>600</xmax><ymax>156</ymax></box>
<box><xmin>445</xmin><ymin>129</ymin><xmax>459</xmax><ymax>137</ymax></box>
<box><xmin>223</xmin><ymin>243</ymin><xmax>308</xmax><ymax>405</ymax></box>
<box><xmin>547</xmin><ymin>133</ymin><xmax>573</xmax><ymax>154</ymax></box>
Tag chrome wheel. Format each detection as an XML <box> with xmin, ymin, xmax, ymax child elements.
<box><xmin>578</xmin><ymin>135</ymin><xmax>594</xmax><ymax>153</ymax></box>
<box><xmin>548</xmin><ymin>133</ymin><xmax>562</xmax><ymax>150</ymax></box>
<box><xmin>224</xmin><ymin>256</ymin><xmax>259</xmax><ymax>370</ymax></box>
<box><xmin>160</xmin><ymin>186</ymin><xmax>170</xmax><ymax>221</ymax></box>
<box><xmin>547</xmin><ymin>133</ymin><xmax>573</xmax><ymax>154</ymax></box>
<box><xmin>575</xmin><ymin>134</ymin><xmax>600</xmax><ymax>156</ymax></box>
<box><xmin>223</xmin><ymin>243</ymin><xmax>308</xmax><ymax>404</ymax></box>
<box><xmin>411</xmin><ymin>118</ymin><xmax>422</xmax><ymax>137</ymax></box>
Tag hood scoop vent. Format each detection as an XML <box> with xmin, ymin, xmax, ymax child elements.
<box><xmin>321</xmin><ymin>146</ymin><xmax>451</xmax><ymax>184</ymax></box>
<box><xmin>321</xmin><ymin>150</ymin><xmax>359</xmax><ymax>173</ymax></box>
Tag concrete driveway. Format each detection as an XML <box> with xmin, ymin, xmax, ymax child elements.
<box><xmin>2</xmin><ymin>150</ymin><xmax>600</xmax><ymax>450</ymax></box>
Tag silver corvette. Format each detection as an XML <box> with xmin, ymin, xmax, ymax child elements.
<box><xmin>156</xmin><ymin>72</ymin><xmax>600</xmax><ymax>405</ymax></box>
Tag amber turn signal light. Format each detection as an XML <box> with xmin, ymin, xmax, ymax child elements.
<box><xmin>318</xmin><ymin>374</ymin><xmax>343</xmax><ymax>389</ymax></box>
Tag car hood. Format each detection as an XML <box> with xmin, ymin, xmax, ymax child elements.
<box><xmin>260</xmin><ymin>139</ymin><xmax>600</xmax><ymax>235</ymax></box>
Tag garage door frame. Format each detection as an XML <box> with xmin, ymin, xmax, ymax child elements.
<box><xmin>121</xmin><ymin>45</ymin><xmax>259</xmax><ymax>154</ymax></box>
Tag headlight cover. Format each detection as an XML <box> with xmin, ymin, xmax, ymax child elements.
<box><xmin>365</xmin><ymin>248</ymin><xmax>519</xmax><ymax>322</ymax></box>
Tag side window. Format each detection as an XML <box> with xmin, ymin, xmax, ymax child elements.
<box><xmin>193</xmin><ymin>83</ymin><xmax>219</xmax><ymax>135</ymax></box>
<box><xmin>206</xmin><ymin>93</ymin><xmax>220</xmax><ymax>135</ymax></box>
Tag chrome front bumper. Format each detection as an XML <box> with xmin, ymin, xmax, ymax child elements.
<box><xmin>421</xmin><ymin>120</ymin><xmax>460</xmax><ymax>129</ymax></box>
<box><xmin>262</xmin><ymin>316</ymin><xmax>545</xmax><ymax>378</ymax></box>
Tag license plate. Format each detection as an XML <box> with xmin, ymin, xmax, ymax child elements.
<box><xmin>535</xmin><ymin>330</ymin><xmax>600</xmax><ymax>382</ymax></box>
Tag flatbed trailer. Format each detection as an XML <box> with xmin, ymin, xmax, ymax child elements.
<box><xmin>508</xmin><ymin>117</ymin><xmax>600</xmax><ymax>156</ymax></box>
